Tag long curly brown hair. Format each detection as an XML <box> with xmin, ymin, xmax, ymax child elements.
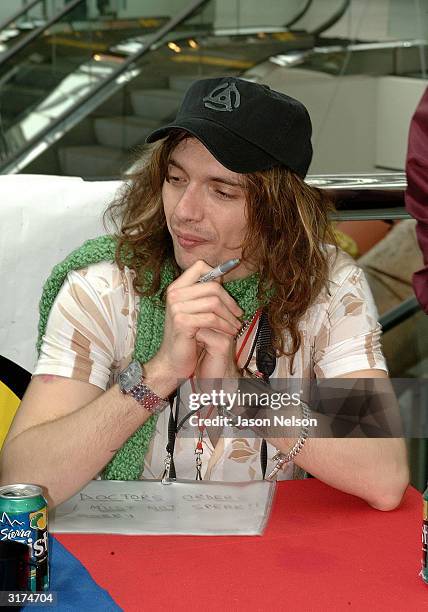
<box><xmin>106</xmin><ymin>130</ymin><xmax>338</xmax><ymax>373</ymax></box>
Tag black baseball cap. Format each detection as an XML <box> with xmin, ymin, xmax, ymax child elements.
<box><xmin>145</xmin><ymin>76</ymin><xmax>313</xmax><ymax>178</ymax></box>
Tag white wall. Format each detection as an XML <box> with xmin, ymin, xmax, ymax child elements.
<box><xmin>248</xmin><ymin>66</ymin><xmax>378</xmax><ymax>174</ymax></box>
<box><xmin>296</xmin><ymin>0</ymin><xmax>393</xmax><ymax>41</ymax></box>
<box><xmin>376</xmin><ymin>76</ymin><xmax>428</xmax><ymax>169</ymax></box>
<box><xmin>246</xmin><ymin>61</ymin><xmax>427</xmax><ymax>173</ymax></box>
<box><xmin>212</xmin><ymin>0</ymin><xmax>302</xmax><ymax>29</ymax></box>
<box><xmin>212</xmin><ymin>0</ymin><xmax>428</xmax><ymax>41</ymax></box>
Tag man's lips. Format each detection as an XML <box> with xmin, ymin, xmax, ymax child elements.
<box><xmin>174</xmin><ymin>231</ymin><xmax>208</xmax><ymax>247</ymax></box>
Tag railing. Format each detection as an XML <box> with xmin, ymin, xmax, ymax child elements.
<box><xmin>310</xmin><ymin>0</ymin><xmax>351</xmax><ymax>37</ymax></box>
<box><xmin>270</xmin><ymin>38</ymin><xmax>428</xmax><ymax>69</ymax></box>
<box><xmin>0</xmin><ymin>0</ymin><xmax>45</xmax><ymax>33</ymax></box>
<box><xmin>379</xmin><ymin>297</ymin><xmax>421</xmax><ymax>332</ymax></box>
<box><xmin>0</xmin><ymin>0</ymin><xmax>86</xmax><ymax>67</ymax></box>
<box><xmin>307</xmin><ymin>172</ymin><xmax>408</xmax><ymax>221</ymax></box>
<box><xmin>284</xmin><ymin>0</ymin><xmax>313</xmax><ymax>29</ymax></box>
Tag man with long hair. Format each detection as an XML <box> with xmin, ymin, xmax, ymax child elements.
<box><xmin>0</xmin><ymin>77</ymin><xmax>408</xmax><ymax>508</ymax></box>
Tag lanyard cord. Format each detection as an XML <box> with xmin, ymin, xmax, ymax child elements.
<box><xmin>256</xmin><ymin>310</ymin><xmax>277</xmax><ymax>478</ymax></box>
<box><xmin>166</xmin><ymin>390</ymin><xmax>179</xmax><ymax>479</ymax></box>
<box><xmin>242</xmin><ymin>312</ymin><xmax>262</xmax><ymax>371</ymax></box>
<box><xmin>165</xmin><ymin>308</ymin><xmax>276</xmax><ymax>479</ymax></box>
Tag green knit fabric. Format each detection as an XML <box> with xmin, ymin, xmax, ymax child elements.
<box><xmin>37</xmin><ymin>235</ymin><xmax>264</xmax><ymax>480</ymax></box>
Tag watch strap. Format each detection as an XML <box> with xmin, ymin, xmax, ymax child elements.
<box><xmin>128</xmin><ymin>382</ymin><xmax>169</xmax><ymax>414</ymax></box>
<box><xmin>119</xmin><ymin>360</ymin><xmax>169</xmax><ymax>414</ymax></box>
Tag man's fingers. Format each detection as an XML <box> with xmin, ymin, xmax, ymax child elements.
<box><xmin>170</xmin><ymin>296</ymin><xmax>242</xmax><ymax>331</ymax></box>
<box><xmin>167</xmin><ymin>282</ymin><xmax>243</xmax><ymax>318</ymax></box>
<box><xmin>195</xmin><ymin>328</ymin><xmax>235</xmax><ymax>354</ymax></box>
<box><xmin>172</xmin><ymin>312</ymin><xmax>240</xmax><ymax>337</ymax></box>
<box><xmin>169</xmin><ymin>259</ymin><xmax>215</xmax><ymax>289</ymax></box>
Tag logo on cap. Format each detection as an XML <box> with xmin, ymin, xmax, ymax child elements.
<box><xmin>203</xmin><ymin>82</ymin><xmax>241</xmax><ymax>112</ymax></box>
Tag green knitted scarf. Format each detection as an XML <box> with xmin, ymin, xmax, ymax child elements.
<box><xmin>37</xmin><ymin>235</ymin><xmax>264</xmax><ymax>480</ymax></box>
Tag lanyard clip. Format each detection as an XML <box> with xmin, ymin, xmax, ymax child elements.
<box><xmin>195</xmin><ymin>437</ymin><xmax>203</xmax><ymax>480</ymax></box>
<box><xmin>161</xmin><ymin>453</ymin><xmax>172</xmax><ymax>485</ymax></box>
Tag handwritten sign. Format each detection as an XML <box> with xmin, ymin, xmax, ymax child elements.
<box><xmin>50</xmin><ymin>479</ymin><xmax>276</xmax><ymax>535</ymax></box>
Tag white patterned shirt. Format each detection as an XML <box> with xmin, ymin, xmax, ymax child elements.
<box><xmin>34</xmin><ymin>246</ymin><xmax>387</xmax><ymax>481</ymax></box>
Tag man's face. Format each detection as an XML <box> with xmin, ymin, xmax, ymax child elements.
<box><xmin>162</xmin><ymin>137</ymin><xmax>254</xmax><ymax>280</ymax></box>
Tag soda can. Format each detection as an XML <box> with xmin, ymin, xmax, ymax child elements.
<box><xmin>0</xmin><ymin>484</ymin><xmax>49</xmax><ymax>591</ymax></box>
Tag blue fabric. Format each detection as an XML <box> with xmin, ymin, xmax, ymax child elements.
<box><xmin>23</xmin><ymin>536</ymin><xmax>122</xmax><ymax>611</ymax></box>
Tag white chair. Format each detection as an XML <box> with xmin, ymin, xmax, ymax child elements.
<box><xmin>1</xmin><ymin>174</ymin><xmax>122</xmax><ymax>372</ymax></box>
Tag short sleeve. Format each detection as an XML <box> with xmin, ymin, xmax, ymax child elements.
<box><xmin>313</xmin><ymin>266</ymin><xmax>388</xmax><ymax>378</ymax></box>
<box><xmin>34</xmin><ymin>262</ymin><xmax>136</xmax><ymax>390</ymax></box>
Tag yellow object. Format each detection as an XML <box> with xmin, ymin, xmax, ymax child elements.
<box><xmin>30</xmin><ymin>507</ymin><xmax>47</xmax><ymax>530</ymax></box>
<box><xmin>46</xmin><ymin>36</ymin><xmax>107</xmax><ymax>51</ymax></box>
<box><xmin>333</xmin><ymin>228</ymin><xmax>359</xmax><ymax>259</ymax></box>
<box><xmin>0</xmin><ymin>380</ymin><xmax>19</xmax><ymax>450</ymax></box>
<box><xmin>171</xmin><ymin>54</ymin><xmax>253</xmax><ymax>69</ymax></box>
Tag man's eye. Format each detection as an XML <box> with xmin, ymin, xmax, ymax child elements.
<box><xmin>167</xmin><ymin>175</ymin><xmax>182</xmax><ymax>184</ymax></box>
<box><xmin>215</xmin><ymin>189</ymin><xmax>233</xmax><ymax>200</ymax></box>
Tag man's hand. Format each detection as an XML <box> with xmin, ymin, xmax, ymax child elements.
<box><xmin>193</xmin><ymin>327</ymin><xmax>241</xmax><ymax>381</ymax></box>
<box><xmin>149</xmin><ymin>260</ymin><xmax>243</xmax><ymax>384</ymax></box>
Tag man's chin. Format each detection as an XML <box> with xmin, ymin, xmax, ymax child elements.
<box><xmin>174</xmin><ymin>246</ymin><xmax>215</xmax><ymax>270</ymax></box>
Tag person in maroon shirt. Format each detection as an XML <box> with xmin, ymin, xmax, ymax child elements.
<box><xmin>405</xmin><ymin>87</ymin><xmax>428</xmax><ymax>313</ymax></box>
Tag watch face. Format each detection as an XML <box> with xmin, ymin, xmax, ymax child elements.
<box><xmin>119</xmin><ymin>360</ymin><xmax>142</xmax><ymax>393</ymax></box>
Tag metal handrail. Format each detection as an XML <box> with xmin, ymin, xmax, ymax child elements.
<box><xmin>0</xmin><ymin>0</ymin><xmax>43</xmax><ymax>33</ymax></box>
<box><xmin>308</xmin><ymin>173</ymin><xmax>408</xmax><ymax>221</ymax></box>
<box><xmin>379</xmin><ymin>297</ymin><xmax>422</xmax><ymax>332</ymax></box>
<box><xmin>0</xmin><ymin>0</ymin><xmax>85</xmax><ymax>68</ymax></box>
<box><xmin>310</xmin><ymin>0</ymin><xmax>351</xmax><ymax>37</ymax></box>
<box><xmin>84</xmin><ymin>172</ymin><xmax>408</xmax><ymax>221</ymax></box>
<box><xmin>284</xmin><ymin>0</ymin><xmax>313</xmax><ymax>28</ymax></box>
<box><xmin>308</xmin><ymin>172</ymin><xmax>406</xmax><ymax>190</ymax></box>
<box><xmin>270</xmin><ymin>39</ymin><xmax>428</xmax><ymax>69</ymax></box>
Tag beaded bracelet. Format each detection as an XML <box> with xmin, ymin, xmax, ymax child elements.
<box><xmin>266</xmin><ymin>402</ymin><xmax>311</xmax><ymax>480</ymax></box>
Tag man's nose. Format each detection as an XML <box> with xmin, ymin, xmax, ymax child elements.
<box><xmin>174</xmin><ymin>183</ymin><xmax>204</xmax><ymax>222</ymax></box>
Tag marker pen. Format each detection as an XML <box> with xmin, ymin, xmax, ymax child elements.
<box><xmin>197</xmin><ymin>258</ymin><xmax>240</xmax><ymax>283</ymax></box>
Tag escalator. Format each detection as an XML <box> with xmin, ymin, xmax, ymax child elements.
<box><xmin>0</xmin><ymin>0</ymin><xmax>169</xmax><ymax>63</ymax></box>
<box><xmin>0</xmin><ymin>0</ymin><xmax>350</xmax><ymax>177</ymax></box>
<box><xmin>0</xmin><ymin>0</ymin><xmax>50</xmax><ymax>57</ymax></box>
<box><xmin>0</xmin><ymin>0</ymin><xmax>179</xmax><ymax>169</ymax></box>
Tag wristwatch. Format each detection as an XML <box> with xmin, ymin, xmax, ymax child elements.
<box><xmin>118</xmin><ymin>360</ymin><xmax>169</xmax><ymax>414</ymax></box>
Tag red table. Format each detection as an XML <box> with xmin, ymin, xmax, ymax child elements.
<box><xmin>56</xmin><ymin>479</ymin><xmax>428</xmax><ymax>611</ymax></box>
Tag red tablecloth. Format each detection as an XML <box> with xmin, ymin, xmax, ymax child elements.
<box><xmin>56</xmin><ymin>479</ymin><xmax>428</xmax><ymax>611</ymax></box>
